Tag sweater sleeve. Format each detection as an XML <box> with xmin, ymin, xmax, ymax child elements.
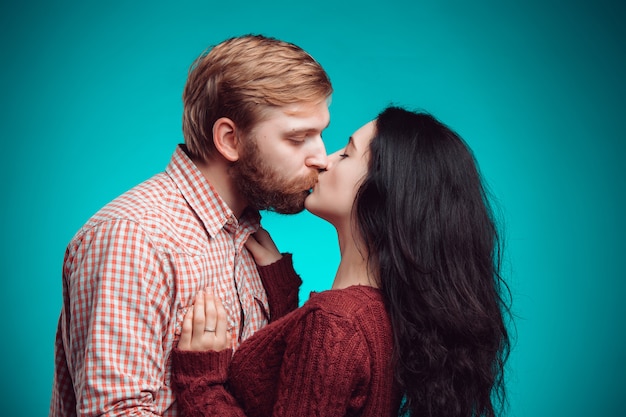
<box><xmin>271</xmin><ymin>308</ymin><xmax>371</xmax><ymax>416</ymax></box>
<box><xmin>256</xmin><ymin>253</ymin><xmax>302</xmax><ymax>322</ymax></box>
<box><xmin>170</xmin><ymin>348</ymin><xmax>246</xmax><ymax>417</ymax></box>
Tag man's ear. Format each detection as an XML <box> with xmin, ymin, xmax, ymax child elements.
<box><xmin>212</xmin><ymin>117</ymin><xmax>240</xmax><ymax>162</ymax></box>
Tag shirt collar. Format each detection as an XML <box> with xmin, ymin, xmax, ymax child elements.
<box><xmin>166</xmin><ymin>145</ymin><xmax>260</xmax><ymax>238</ymax></box>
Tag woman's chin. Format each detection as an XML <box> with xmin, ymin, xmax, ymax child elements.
<box><xmin>304</xmin><ymin>193</ymin><xmax>317</xmax><ymax>213</ymax></box>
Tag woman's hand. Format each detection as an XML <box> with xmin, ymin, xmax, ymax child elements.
<box><xmin>245</xmin><ymin>227</ymin><xmax>282</xmax><ymax>266</ymax></box>
<box><xmin>178</xmin><ymin>290</ymin><xmax>230</xmax><ymax>352</ymax></box>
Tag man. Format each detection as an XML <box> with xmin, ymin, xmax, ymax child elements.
<box><xmin>50</xmin><ymin>34</ymin><xmax>333</xmax><ymax>416</ymax></box>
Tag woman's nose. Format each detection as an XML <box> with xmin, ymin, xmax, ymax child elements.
<box><xmin>324</xmin><ymin>150</ymin><xmax>344</xmax><ymax>171</ymax></box>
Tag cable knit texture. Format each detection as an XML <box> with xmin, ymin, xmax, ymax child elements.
<box><xmin>171</xmin><ymin>256</ymin><xmax>401</xmax><ymax>416</ymax></box>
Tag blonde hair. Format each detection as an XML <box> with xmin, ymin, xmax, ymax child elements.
<box><xmin>182</xmin><ymin>34</ymin><xmax>333</xmax><ymax>161</ymax></box>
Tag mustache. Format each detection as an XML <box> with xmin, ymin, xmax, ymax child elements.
<box><xmin>280</xmin><ymin>171</ymin><xmax>319</xmax><ymax>194</ymax></box>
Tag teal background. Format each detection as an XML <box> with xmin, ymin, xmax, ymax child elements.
<box><xmin>1</xmin><ymin>1</ymin><xmax>624</xmax><ymax>416</ymax></box>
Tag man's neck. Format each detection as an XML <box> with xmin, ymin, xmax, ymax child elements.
<box><xmin>193</xmin><ymin>155</ymin><xmax>247</xmax><ymax>218</ymax></box>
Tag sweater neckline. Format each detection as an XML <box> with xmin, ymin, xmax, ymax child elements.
<box><xmin>311</xmin><ymin>284</ymin><xmax>382</xmax><ymax>299</ymax></box>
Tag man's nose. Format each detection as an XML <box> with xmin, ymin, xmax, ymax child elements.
<box><xmin>305</xmin><ymin>136</ymin><xmax>328</xmax><ymax>171</ymax></box>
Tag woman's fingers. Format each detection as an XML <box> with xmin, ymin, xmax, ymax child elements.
<box><xmin>203</xmin><ymin>291</ymin><xmax>217</xmax><ymax>333</ymax></box>
<box><xmin>190</xmin><ymin>291</ymin><xmax>206</xmax><ymax>350</ymax></box>
<box><xmin>214</xmin><ymin>295</ymin><xmax>230</xmax><ymax>350</ymax></box>
<box><xmin>254</xmin><ymin>227</ymin><xmax>276</xmax><ymax>249</ymax></box>
<box><xmin>178</xmin><ymin>308</ymin><xmax>194</xmax><ymax>350</ymax></box>
<box><xmin>245</xmin><ymin>227</ymin><xmax>282</xmax><ymax>266</ymax></box>
<box><xmin>177</xmin><ymin>290</ymin><xmax>231</xmax><ymax>352</ymax></box>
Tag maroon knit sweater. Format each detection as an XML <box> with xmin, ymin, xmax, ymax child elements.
<box><xmin>171</xmin><ymin>255</ymin><xmax>402</xmax><ymax>416</ymax></box>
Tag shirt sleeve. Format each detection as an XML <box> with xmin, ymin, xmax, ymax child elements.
<box><xmin>62</xmin><ymin>219</ymin><xmax>171</xmax><ymax>416</ymax></box>
<box><xmin>271</xmin><ymin>308</ymin><xmax>372</xmax><ymax>416</ymax></box>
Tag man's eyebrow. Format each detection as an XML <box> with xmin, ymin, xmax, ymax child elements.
<box><xmin>288</xmin><ymin>128</ymin><xmax>316</xmax><ymax>135</ymax></box>
<box><xmin>287</xmin><ymin>120</ymin><xmax>330</xmax><ymax>135</ymax></box>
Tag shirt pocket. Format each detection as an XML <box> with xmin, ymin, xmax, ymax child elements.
<box><xmin>239</xmin><ymin>288</ymin><xmax>270</xmax><ymax>341</ymax></box>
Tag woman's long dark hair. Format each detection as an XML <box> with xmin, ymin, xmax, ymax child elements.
<box><xmin>354</xmin><ymin>106</ymin><xmax>511</xmax><ymax>417</ymax></box>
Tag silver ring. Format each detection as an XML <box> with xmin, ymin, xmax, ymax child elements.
<box><xmin>204</xmin><ymin>328</ymin><xmax>216</xmax><ymax>333</ymax></box>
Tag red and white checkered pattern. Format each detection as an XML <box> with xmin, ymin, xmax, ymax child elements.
<box><xmin>50</xmin><ymin>145</ymin><xmax>269</xmax><ymax>416</ymax></box>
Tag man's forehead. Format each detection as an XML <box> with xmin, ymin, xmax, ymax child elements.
<box><xmin>263</xmin><ymin>102</ymin><xmax>330</xmax><ymax>130</ymax></box>
<box><xmin>281</xmin><ymin>101</ymin><xmax>327</xmax><ymax>116</ymax></box>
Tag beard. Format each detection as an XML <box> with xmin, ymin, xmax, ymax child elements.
<box><xmin>229</xmin><ymin>137</ymin><xmax>319</xmax><ymax>214</ymax></box>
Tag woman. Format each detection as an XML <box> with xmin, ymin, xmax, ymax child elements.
<box><xmin>171</xmin><ymin>106</ymin><xmax>511</xmax><ymax>417</ymax></box>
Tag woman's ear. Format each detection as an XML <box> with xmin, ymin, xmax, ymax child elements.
<box><xmin>212</xmin><ymin>117</ymin><xmax>240</xmax><ymax>162</ymax></box>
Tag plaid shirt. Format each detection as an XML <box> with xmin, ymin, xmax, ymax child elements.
<box><xmin>50</xmin><ymin>145</ymin><xmax>269</xmax><ymax>416</ymax></box>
